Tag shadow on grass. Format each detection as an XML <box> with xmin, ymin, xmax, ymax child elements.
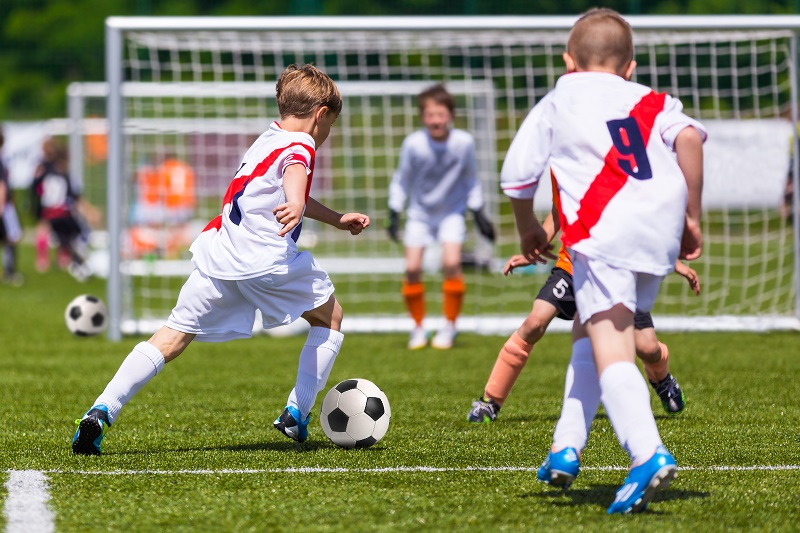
<box><xmin>97</xmin><ymin>440</ymin><xmax>391</xmax><ymax>456</ymax></box>
<box><xmin>520</xmin><ymin>483</ymin><xmax>709</xmax><ymax>512</ymax></box>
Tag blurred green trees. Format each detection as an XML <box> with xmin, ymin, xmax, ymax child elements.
<box><xmin>0</xmin><ymin>0</ymin><xmax>796</xmax><ymax>119</ymax></box>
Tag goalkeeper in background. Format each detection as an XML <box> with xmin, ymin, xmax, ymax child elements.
<box><xmin>387</xmin><ymin>83</ymin><xmax>495</xmax><ymax>350</ymax></box>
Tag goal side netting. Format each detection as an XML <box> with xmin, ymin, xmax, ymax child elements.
<box><xmin>91</xmin><ymin>17</ymin><xmax>800</xmax><ymax>338</ymax></box>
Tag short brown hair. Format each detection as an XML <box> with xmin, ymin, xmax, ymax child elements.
<box><xmin>567</xmin><ymin>8</ymin><xmax>634</xmax><ymax>75</ymax></box>
<box><xmin>276</xmin><ymin>64</ymin><xmax>342</xmax><ymax>119</ymax></box>
<box><xmin>417</xmin><ymin>84</ymin><xmax>455</xmax><ymax>116</ymax></box>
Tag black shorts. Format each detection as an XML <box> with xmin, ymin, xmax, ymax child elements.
<box><xmin>535</xmin><ymin>267</ymin><xmax>576</xmax><ymax>320</ymax></box>
<box><xmin>535</xmin><ymin>267</ymin><xmax>656</xmax><ymax>329</ymax></box>
<box><xmin>633</xmin><ymin>309</ymin><xmax>654</xmax><ymax>330</ymax></box>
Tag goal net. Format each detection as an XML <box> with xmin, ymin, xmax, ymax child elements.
<box><xmin>94</xmin><ymin>16</ymin><xmax>799</xmax><ymax>338</ymax></box>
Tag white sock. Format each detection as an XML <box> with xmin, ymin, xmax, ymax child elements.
<box><xmin>600</xmin><ymin>361</ymin><xmax>663</xmax><ymax>465</ymax></box>
<box><xmin>94</xmin><ymin>341</ymin><xmax>165</xmax><ymax>424</ymax></box>
<box><xmin>287</xmin><ymin>327</ymin><xmax>344</xmax><ymax>419</ymax></box>
<box><xmin>552</xmin><ymin>338</ymin><xmax>601</xmax><ymax>453</ymax></box>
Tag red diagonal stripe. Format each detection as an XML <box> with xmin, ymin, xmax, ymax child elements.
<box><xmin>562</xmin><ymin>91</ymin><xmax>666</xmax><ymax>248</ymax></box>
<box><xmin>202</xmin><ymin>142</ymin><xmax>315</xmax><ymax>233</ymax></box>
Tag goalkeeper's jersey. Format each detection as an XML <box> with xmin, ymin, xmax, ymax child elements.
<box><xmin>501</xmin><ymin>71</ymin><xmax>706</xmax><ymax>276</ymax></box>
<box><xmin>388</xmin><ymin>128</ymin><xmax>484</xmax><ymax>221</ymax></box>
<box><xmin>190</xmin><ymin>122</ymin><xmax>315</xmax><ymax>280</ymax></box>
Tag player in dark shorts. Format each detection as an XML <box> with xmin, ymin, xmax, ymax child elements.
<box><xmin>468</xmin><ymin>239</ymin><xmax>700</xmax><ymax>424</ymax></box>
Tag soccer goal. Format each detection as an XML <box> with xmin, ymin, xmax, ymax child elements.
<box><xmin>98</xmin><ymin>15</ymin><xmax>800</xmax><ymax>339</ymax></box>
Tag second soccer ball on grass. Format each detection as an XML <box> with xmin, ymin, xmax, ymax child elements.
<box><xmin>320</xmin><ymin>378</ymin><xmax>391</xmax><ymax>449</ymax></box>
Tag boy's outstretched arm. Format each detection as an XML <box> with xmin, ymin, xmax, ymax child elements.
<box><xmin>504</xmin><ymin>206</ymin><xmax>560</xmax><ymax>275</ymax></box>
<box><xmin>675</xmin><ymin>126</ymin><xmax>704</xmax><ymax>261</ymax></box>
<box><xmin>674</xmin><ymin>260</ymin><xmax>701</xmax><ymax>295</ymax></box>
<box><xmin>305</xmin><ymin>196</ymin><xmax>370</xmax><ymax>235</ymax></box>
<box><xmin>510</xmin><ymin>197</ymin><xmax>556</xmax><ymax>265</ymax></box>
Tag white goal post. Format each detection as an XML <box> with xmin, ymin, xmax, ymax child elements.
<box><xmin>99</xmin><ymin>15</ymin><xmax>800</xmax><ymax>340</ymax></box>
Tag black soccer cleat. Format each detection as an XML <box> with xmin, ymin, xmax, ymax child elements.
<box><xmin>650</xmin><ymin>373</ymin><xmax>685</xmax><ymax>414</ymax></box>
<box><xmin>466</xmin><ymin>396</ymin><xmax>500</xmax><ymax>423</ymax></box>
<box><xmin>72</xmin><ymin>405</ymin><xmax>111</xmax><ymax>455</ymax></box>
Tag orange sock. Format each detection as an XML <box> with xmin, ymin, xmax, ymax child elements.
<box><xmin>402</xmin><ymin>281</ymin><xmax>425</xmax><ymax>326</ymax></box>
<box><xmin>442</xmin><ymin>276</ymin><xmax>466</xmax><ymax>322</ymax></box>
<box><xmin>643</xmin><ymin>341</ymin><xmax>670</xmax><ymax>383</ymax></box>
<box><xmin>484</xmin><ymin>332</ymin><xmax>534</xmax><ymax>405</ymax></box>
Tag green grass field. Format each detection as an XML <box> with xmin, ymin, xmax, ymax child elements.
<box><xmin>1</xmin><ymin>249</ymin><xmax>800</xmax><ymax>532</ymax></box>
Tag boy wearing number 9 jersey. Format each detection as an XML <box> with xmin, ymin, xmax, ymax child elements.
<box><xmin>72</xmin><ymin>64</ymin><xmax>371</xmax><ymax>454</ymax></box>
<box><xmin>467</xmin><ymin>175</ymin><xmax>700</xmax><ymax>425</ymax></box>
<box><xmin>500</xmin><ymin>8</ymin><xmax>705</xmax><ymax>513</ymax></box>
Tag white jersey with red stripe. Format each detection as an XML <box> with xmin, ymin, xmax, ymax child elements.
<box><xmin>501</xmin><ymin>71</ymin><xmax>706</xmax><ymax>275</ymax></box>
<box><xmin>190</xmin><ymin>122</ymin><xmax>316</xmax><ymax>280</ymax></box>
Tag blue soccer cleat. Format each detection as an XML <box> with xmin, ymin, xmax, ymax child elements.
<box><xmin>72</xmin><ymin>405</ymin><xmax>111</xmax><ymax>455</ymax></box>
<box><xmin>607</xmin><ymin>445</ymin><xmax>678</xmax><ymax>514</ymax></box>
<box><xmin>273</xmin><ymin>406</ymin><xmax>310</xmax><ymax>443</ymax></box>
<box><xmin>537</xmin><ymin>447</ymin><xmax>581</xmax><ymax>488</ymax></box>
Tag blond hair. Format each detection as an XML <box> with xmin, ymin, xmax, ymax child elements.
<box><xmin>567</xmin><ymin>8</ymin><xmax>634</xmax><ymax>75</ymax></box>
<box><xmin>276</xmin><ymin>64</ymin><xmax>342</xmax><ymax>119</ymax></box>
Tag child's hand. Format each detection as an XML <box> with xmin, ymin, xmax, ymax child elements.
<box><xmin>503</xmin><ymin>254</ymin><xmax>532</xmax><ymax>276</ymax></box>
<box><xmin>340</xmin><ymin>213</ymin><xmax>370</xmax><ymax>235</ymax></box>
<box><xmin>679</xmin><ymin>218</ymin><xmax>702</xmax><ymax>261</ymax></box>
<box><xmin>520</xmin><ymin>225</ymin><xmax>556</xmax><ymax>265</ymax></box>
<box><xmin>273</xmin><ymin>201</ymin><xmax>305</xmax><ymax>236</ymax></box>
<box><xmin>675</xmin><ymin>261</ymin><xmax>701</xmax><ymax>295</ymax></box>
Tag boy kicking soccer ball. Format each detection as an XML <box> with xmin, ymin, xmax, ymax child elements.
<box><xmin>72</xmin><ymin>64</ymin><xmax>370</xmax><ymax>454</ymax></box>
<box><xmin>500</xmin><ymin>8</ymin><xmax>705</xmax><ymax>513</ymax></box>
<box><xmin>467</xmin><ymin>181</ymin><xmax>700</xmax><ymax>423</ymax></box>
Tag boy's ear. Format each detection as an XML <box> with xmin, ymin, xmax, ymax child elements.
<box><xmin>315</xmin><ymin>106</ymin><xmax>330</xmax><ymax>122</ymax></box>
<box><xmin>562</xmin><ymin>52</ymin><xmax>577</xmax><ymax>73</ymax></box>
<box><xmin>624</xmin><ymin>60</ymin><xmax>637</xmax><ymax>81</ymax></box>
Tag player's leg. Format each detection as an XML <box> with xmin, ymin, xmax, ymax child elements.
<box><xmin>468</xmin><ymin>268</ymin><xmax>574</xmax><ymax>422</ymax></box>
<box><xmin>432</xmin><ymin>241</ymin><xmax>464</xmax><ymax>349</ymax></box>
<box><xmin>245</xmin><ymin>252</ymin><xmax>342</xmax><ymax>442</ymax></box>
<box><xmin>634</xmin><ymin>313</ymin><xmax>685</xmax><ymax>414</ymax></box>
<box><xmin>403</xmin><ymin>245</ymin><xmax>428</xmax><ymax>349</ymax></box>
<box><xmin>72</xmin><ymin>268</ymin><xmax>253</xmax><ymax>455</ymax></box>
<box><xmin>273</xmin><ymin>295</ymin><xmax>346</xmax><ymax>442</ymax></box>
<box><xmin>1</xmin><ymin>204</ymin><xmax>23</xmax><ymax>284</ymax></box>
<box><xmin>467</xmin><ymin>299</ymin><xmax>559</xmax><ymax>422</ymax></box>
<box><xmin>432</xmin><ymin>213</ymin><xmax>467</xmax><ymax>349</ymax></box>
<box><xmin>34</xmin><ymin>220</ymin><xmax>50</xmax><ymax>272</ymax></box>
<box><xmin>573</xmin><ymin>256</ymin><xmax>676</xmax><ymax>513</ymax></box>
<box><xmin>537</xmin><ymin>317</ymin><xmax>600</xmax><ymax>488</ymax></box>
<box><xmin>72</xmin><ymin>326</ymin><xmax>194</xmax><ymax>455</ymax></box>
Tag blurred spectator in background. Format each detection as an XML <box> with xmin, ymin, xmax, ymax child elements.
<box><xmin>129</xmin><ymin>155</ymin><xmax>197</xmax><ymax>258</ymax></box>
<box><xmin>30</xmin><ymin>138</ymin><xmax>101</xmax><ymax>280</ymax></box>
<box><xmin>0</xmin><ymin>129</ymin><xmax>23</xmax><ymax>285</ymax></box>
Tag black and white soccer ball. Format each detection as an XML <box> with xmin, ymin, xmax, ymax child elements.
<box><xmin>64</xmin><ymin>294</ymin><xmax>108</xmax><ymax>337</ymax></box>
<box><xmin>320</xmin><ymin>378</ymin><xmax>391</xmax><ymax>449</ymax></box>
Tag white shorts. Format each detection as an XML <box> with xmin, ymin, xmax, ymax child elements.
<box><xmin>403</xmin><ymin>212</ymin><xmax>466</xmax><ymax>247</ymax></box>
<box><xmin>166</xmin><ymin>251</ymin><xmax>334</xmax><ymax>342</ymax></box>
<box><xmin>572</xmin><ymin>251</ymin><xmax>663</xmax><ymax>324</ymax></box>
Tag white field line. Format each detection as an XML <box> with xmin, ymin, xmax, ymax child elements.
<box><xmin>3</xmin><ymin>470</ymin><xmax>54</xmax><ymax>533</ymax></box>
<box><xmin>30</xmin><ymin>464</ymin><xmax>800</xmax><ymax>475</ymax></box>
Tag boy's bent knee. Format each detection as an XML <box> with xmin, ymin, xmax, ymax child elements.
<box><xmin>303</xmin><ymin>295</ymin><xmax>342</xmax><ymax>331</ymax></box>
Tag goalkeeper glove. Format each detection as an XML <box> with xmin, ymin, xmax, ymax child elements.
<box><xmin>387</xmin><ymin>209</ymin><xmax>400</xmax><ymax>242</ymax></box>
<box><xmin>471</xmin><ymin>208</ymin><xmax>496</xmax><ymax>242</ymax></box>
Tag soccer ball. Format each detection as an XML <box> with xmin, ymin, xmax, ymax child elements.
<box><xmin>64</xmin><ymin>295</ymin><xmax>108</xmax><ymax>336</ymax></box>
<box><xmin>320</xmin><ymin>378</ymin><xmax>391</xmax><ymax>449</ymax></box>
